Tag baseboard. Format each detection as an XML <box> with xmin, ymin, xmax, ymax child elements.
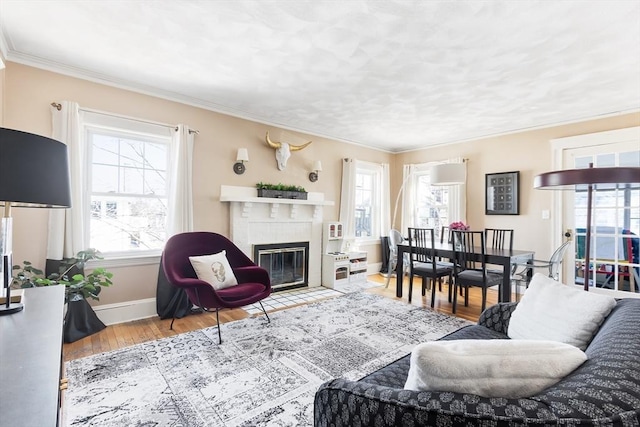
<box><xmin>92</xmin><ymin>298</ymin><xmax>158</xmax><ymax>326</ymax></box>
<box><xmin>368</xmin><ymin>262</ymin><xmax>382</xmax><ymax>275</ymax></box>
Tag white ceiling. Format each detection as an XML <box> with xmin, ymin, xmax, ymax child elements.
<box><xmin>1</xmin><ymin>1</ymin><xmax>639</xmax><ymax>152</ymax></box>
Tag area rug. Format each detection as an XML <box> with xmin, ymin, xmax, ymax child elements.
<box><xmin>64</xmin><ymin>292</ymin><xmax>471</xmax><ymax>427</ymax></box>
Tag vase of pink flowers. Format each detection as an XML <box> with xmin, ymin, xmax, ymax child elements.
<box><xmin>449</xmin><ymin>221</ymin><xmax>469</xmax><ymax>249</ymax></box>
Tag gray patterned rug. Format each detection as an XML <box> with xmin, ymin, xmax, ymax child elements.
<box><xmin>64</xmin><ymin>292</ymin><xmax>471</xmax><ymax>426</ymax></box>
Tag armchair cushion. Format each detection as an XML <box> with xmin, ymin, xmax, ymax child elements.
<box><xmin>404</xmin><ymin>339</ymin><xmax>586</xmax><ymax>398</ymax></box>
<box><xmin>508</xmin><ymin>273</ymin><xmax>616</xmax><ymax>350</ymax></box>
<box><xmin>189</xmin><ymin>250</ymin><xmax>238</xmax><ymax>290</ymax></box>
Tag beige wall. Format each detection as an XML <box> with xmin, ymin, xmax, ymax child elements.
<box><xmin>3</xmin><ymin>61</ymin><xmax>639</xmax><ymax>307</ymax></box>
<box><xmin>3</xmin><ymin>62</ymin><xmax>391</xmax><ymax>305</ymax></box>
<box><xmin>394</xmin><ymin>112</ymin><xmax>640</xmax><ymax>263</ymax></box>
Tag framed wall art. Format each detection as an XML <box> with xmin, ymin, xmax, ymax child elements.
<box><xmin>485</xmin><ymin>171</ymin><xmax>519</xmax><ymax>215</ymax></box>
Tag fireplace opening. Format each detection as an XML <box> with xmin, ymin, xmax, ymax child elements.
<box><xmin>253</xmin><ymin>242</ymin><xmax>309</xmax><ymax>292</ymax></box>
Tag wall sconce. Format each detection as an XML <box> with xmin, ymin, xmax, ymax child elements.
<box><xmin>233</xmin><ymin>148</ymin><xmax>249</xmax><ymax>174</ymax></box>
<box><xmin>309</xmin><ymin>160</ymin><xmax>322</xmax><ymax>182</ymax></box>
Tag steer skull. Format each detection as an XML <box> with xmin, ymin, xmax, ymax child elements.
<box><xmin>265</xmin><ymin>131</ymin><xmax>312</xmax><ymax>170</ymax></box>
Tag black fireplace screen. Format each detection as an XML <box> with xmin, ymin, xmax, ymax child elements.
<box><xmin>253</xmin><ymin>242</ymin><xmax>309</xmax><ymax>291</ymax></box>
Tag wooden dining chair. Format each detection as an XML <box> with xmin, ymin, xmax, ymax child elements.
<box><xmin>451</xmin><ymin>230</ymin><xmax>502</xmax><ymax>314</ymax></box>
<box><xmin>436</xmin><ymin>225</ymin><xmax>455</xmax><ymax>294</ymax></box>
<box><xmin>485</xmin><ymin>228</ymin><xmax>514</xmax><ymax>251</ymax></box>
<box><xmin>407</xmin><ymin>227</ymin><xmax>453</xmax><ymax>307</ymax></box>
<box><xmin>485</xmin><ymin>228</ymin><xmax>514</xmax><ymax>275</ymax></box>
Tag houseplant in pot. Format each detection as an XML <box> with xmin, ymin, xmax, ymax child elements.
<box><xmin>256</xmin><ymin>182</ymin><xmax>308</xmax><ymax>200</ymax></box>
<box><xmin>13</xmin><ymin>248</ymin><xmax>114</xmax><ymax>343</ymax></box>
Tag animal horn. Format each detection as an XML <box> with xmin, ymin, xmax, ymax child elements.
<box><xmin>289</xmin><ymin>140</ymin><xmax>312</xmax><ymax>151</ymax></box>
<box><xmin>265</xmin><ymin>131</ymin><xmax>281</xmax><ymax>149</ymax></box>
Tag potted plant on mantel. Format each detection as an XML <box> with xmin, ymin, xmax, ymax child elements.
<box><xmin>12</xmin><ymin>248</ymin><xmax>114</xmax><ymax>343</ymax></box>
<box><xmin>256</xmin><ymin>182</ymin><xmax>308</xmax><ymax>200</ymax></box>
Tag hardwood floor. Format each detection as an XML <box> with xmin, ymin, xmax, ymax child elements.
<box><xmin>63</xmin><ymin>275</ymin><xmax>501</xmax><ymax>362</ymax></box>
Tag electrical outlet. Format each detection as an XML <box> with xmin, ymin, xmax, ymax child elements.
<box><xmin>541</xmin><ymin>210</ymin><xmax>550</xmax><ymax>219</ymax></box>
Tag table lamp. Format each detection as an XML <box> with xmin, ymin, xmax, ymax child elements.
<box><xmin>0</xmin><ymin>128</ymin><xmax>71</xmax><ymax>315</ymax></box>
<box><xmin>534</xmin><ymin>164</ymin><xmax>640</xmax><ymax>291</ymax></box>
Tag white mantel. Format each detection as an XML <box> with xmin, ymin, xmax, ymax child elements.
<box><xmin>220</xmin><ymin>185</ymin><xmax>334</xmax><ymax>287</ymax></box>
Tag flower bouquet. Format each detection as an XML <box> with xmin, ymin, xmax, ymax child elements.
<box><xmin>449</xmin><ymin>221</ymin><xmax>469</xmax><ymax>231</ymax></box>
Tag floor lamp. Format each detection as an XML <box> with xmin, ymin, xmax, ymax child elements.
<box><xmin>0</xmin><ymin>128</ymin><xmax>71</xmax><ymax>315</ymax></box>
<box><xmin>534</xmin><ymin>164</ymin><xmax>640</xmax><ymax>291</ymax></box>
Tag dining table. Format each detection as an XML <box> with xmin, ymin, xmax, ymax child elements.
<box><xmin>396</xmin><ymin>241</ymin><xmax>535</xmax><ymax>303</ymax></box>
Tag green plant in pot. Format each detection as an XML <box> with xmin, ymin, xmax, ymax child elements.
<box><xmin>12</xmin><ymin>248</ymin><xmax>114</xmax><ymax>343</ymax></box>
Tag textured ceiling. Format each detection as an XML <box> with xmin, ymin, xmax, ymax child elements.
<box><xmin>1</xmin><ymin>0</ymin><xmax>639</xmax><ymax>152</ymax></box>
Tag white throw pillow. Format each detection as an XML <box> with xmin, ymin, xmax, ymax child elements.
<box><xmin>507</xmin><ymin>273</ymin><xmax>617</xmax><ymax>350</ymax></box>
<box><xmin>189</xmin><ymin>250</ymin><xmax>238</xmax><ymax>290</ymax></box>
<box><xmin>404</xmin><ymin>339</ymin><xmax>586</xmax><ymax>398</ymax></box>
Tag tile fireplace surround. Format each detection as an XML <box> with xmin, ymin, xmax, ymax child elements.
<box><xmin>220</xmin><ymin>185</ymin><xmax>334</xmax><ymax>288</ymax></box>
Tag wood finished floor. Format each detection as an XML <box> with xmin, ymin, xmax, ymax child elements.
<box><xmin>63</xmin><ymin>275</ymin><xmax>502</xmax><ymax>362</ymax></box>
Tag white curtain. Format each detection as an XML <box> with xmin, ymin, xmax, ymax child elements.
<box><xmin>398</xmin><ymin>164</ymin><xmax>417</xmax><ymax>233</ymax></box>
<box><xmin>167</xmin><ymin>125</ymin><xmax>195</xmax><ymax>236</ymax></box>
<box><xmin>47</xmin><ymin>101</ymin><xmax>85</xmax><ymax>259</ymax></box>
<box><xmin>380</xmin><ymin>163</ymin><xmax>391</xmax><ymax>237</ymax></box>
<box><xmin>338</xmin><ymin>158</ymin><xmax>356</xmax><ymax>239</ymax></box>
<box><xmin>447</xmin><ymin>157</ymin><xmax>467</xmax><ymax>223</ymax></box>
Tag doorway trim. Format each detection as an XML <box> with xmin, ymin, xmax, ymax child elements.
<box><xmin>550</xmin><ymin>126</ymin><xmax>640</xmax><ymax>282</ymax></box>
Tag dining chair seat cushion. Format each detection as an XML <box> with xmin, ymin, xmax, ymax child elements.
<box><xmin>189</xmin><ymin>250</ymin><xmax>239</xmax><ymax>290</ymax></box>
<box><xmin>404</xmin><ymin>339</ymin><xmax>586</xmax><ymax>398</ymax></box>
<box><xmin>412</xmin><ymin>262</ymin><xmax>452</xmax><ymax>275</ymax></box>
<box><xmin>457</xmin><ymin>269</ymin><xmax>501</xmax><ymax>286</ymax></box>
<box><xmin>508</xmin><ymin>273</ymin><xmax>617</xmax><ymax>350</ymax></box>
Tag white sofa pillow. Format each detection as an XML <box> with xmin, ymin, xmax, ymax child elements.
<box><xmin>508</xmin><ymin>273</ymin><xmax>617</xmax><ymax>350</ymax></box>
<box><xmin>189</xmin><ymin>250</ymin><xmax>238</xmax><ymax>290</ymax></box>
<box><xmin>404</xmin><ymin>339</ymin><xmax>586</xmax><ymax>398</ymax></box>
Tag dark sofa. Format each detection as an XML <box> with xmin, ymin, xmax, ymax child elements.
<box><xmin>314</xmin><ymin>298</ymin><xmax>640</xmax><ymax>426</ymax></box>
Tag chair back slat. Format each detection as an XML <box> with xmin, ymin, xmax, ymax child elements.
<box><xmin>408</xmin><ymin>227</ymin><xmax>436</xmax><ymax>268</ymax></box>
<box><xmin>440</xmin><ymin>226</ymin><xmax>452</xmax><ymax>244</ymax></box>
<box><xmin>453</xmin><ymin>230</ymin><xmax>487</xmax><ymax>273</ymax></box>
<box><xmin>485</xmin><ymin>228</ymin><xmax>514</xmax><ymax>251</ymax></box>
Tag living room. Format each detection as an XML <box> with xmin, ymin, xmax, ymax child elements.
<box><xmin>1</xmin><ymin>2</ymin><xmax>639</xmax><ymax>426</ymax></box>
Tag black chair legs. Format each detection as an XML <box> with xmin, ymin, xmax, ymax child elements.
<box><xmin>259</xmin><ymin>301</ymin><xmax>271</xmax><ymax>323</ymax></box>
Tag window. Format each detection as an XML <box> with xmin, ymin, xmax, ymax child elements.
<box><xmin>402</xmin><ymin>162</ymin><xmax>463</xmax><ymax>242</ymax></box>
<box><xmin>413</xmin><ymin>170</ymin><xmax>451</xmax><ymax>241</ymax></box>
<box><xmin>355</xmin><ymin>162</ymin><xmax>383</xmax><ymax>239</ymax></box>
<box><xmin>82</xmin><ymin>112</ymin><xmax>173</xmax><ymax>257</ymax></box>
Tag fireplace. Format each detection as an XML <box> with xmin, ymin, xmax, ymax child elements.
<box><xmin>221</xmin><ymin>185</ymin><xmax>331</xmax><ymax>289</ymax></box>
<box><xmin>254</xmin><ymin>242</ymin><xmax>310</xmax><ymax>291</ymax></box>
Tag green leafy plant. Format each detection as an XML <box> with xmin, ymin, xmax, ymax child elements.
<box><xmin>255</xmin><ymin>182</ymin><xmax>307</xmax><ymax>192</ymax></box>
<box><xmin>12</xmin><ymin>248</ymin><xmax>114</xmax><ymax>302</ymax></box>
<box><xmin>11</xmin><ymin>261</ymin><xmax>44</xmax><ymax>288</ymax></box>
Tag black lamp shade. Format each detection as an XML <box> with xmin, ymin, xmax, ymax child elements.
<box><xmin>0</xmin><ymin>128</ymin><xmax>71</xmax><ymax>208</ymax></box>
<box><xmin>534</xmin><ymin>166</ymin><xmax>640</xmax><ymax>189</ymax></box>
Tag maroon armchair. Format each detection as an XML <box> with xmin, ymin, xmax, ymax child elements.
<box><xmin>162</xmin><ymin>232</ymin><xmax>271</xmax><ymax>343</ymax></box>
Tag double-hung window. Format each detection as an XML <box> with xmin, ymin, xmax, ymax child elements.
<box><xmin>83</xmin><ymin>112</ymin><xmax>173</xmax><ymax>257</ymax></box>
<box><xmin>414</xmin><ymin>169</ymin><xmax>450</xmax><ymax>240</ymax></box>
<box><xmin>403</xmin><ymin>162</ymin><xmax>463</xmax><ymax>243</ymax></box>
<box><xmin>355</xmin><ymin>161</ymin><xmax>384</xmax><ymax>240</ymax></box>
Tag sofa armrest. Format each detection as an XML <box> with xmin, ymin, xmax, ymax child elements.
<box><xmin>477</xmin><ymin>302</ymin><xmax>518</xmax><ymax>334</ymax></box>
<box><xmin>314</xmin><ymin>378</ymin><xmax>530</xmax><ymax>426</ymax></box>
<box><xmin>315</xmin><ymin>378</ymin><xmax>435</xmax><ymax>427</ymax></box>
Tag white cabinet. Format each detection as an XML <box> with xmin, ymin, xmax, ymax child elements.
<box><xmin>349</xmin><ymin>251</ymin><xmax>368</xmax><ymax>284</ymax></box>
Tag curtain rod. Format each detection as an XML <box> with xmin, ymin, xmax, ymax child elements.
<box><xmin>50</xmin><ymin>102</ymin><xmax>199</xmax><ymax>134</ymax></box>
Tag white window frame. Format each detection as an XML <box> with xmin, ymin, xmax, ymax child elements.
<box><xmin>355</xmin><ymin>161</ymin><xmax>384</xmax><ymax>244</ymax></box>
<box><xmin>414</xmin><ymin>169</ymin><xmax>450</xmax><ymax>237</ymax></box>
<box><xmin>401</xmin><ymin>162</ymin><xmax>466</xmax><ymax>239</ymax></box>
<box><xmin>81</xmin><ymin>111</ymin><xmax>173</xmax><ymax>260</ymax></box>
